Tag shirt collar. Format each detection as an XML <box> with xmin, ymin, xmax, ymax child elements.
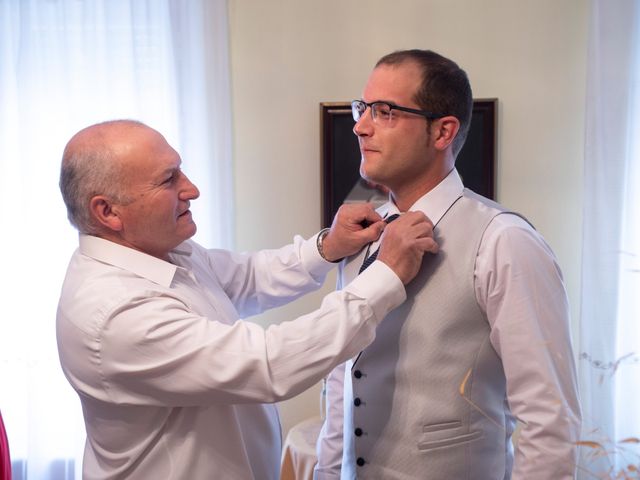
<box><xmin>381</xmin><ymin>168</ymin><xmax>464</xmax><ymax>226</ymax></box>
<box><xmin>78</xmin><ymin>235</ymin><xmax>193</xmax><ymax>287</ymax></box>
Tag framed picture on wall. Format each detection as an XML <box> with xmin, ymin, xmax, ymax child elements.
<box><xmin>320</xmin><ymin>99</ymin><xmax>497</xmax><ymax>228</ymax></box>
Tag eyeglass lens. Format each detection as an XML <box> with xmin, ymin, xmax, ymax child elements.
<box><xmin>352</xmin><ymin>101</ymin><xmax>393</xmax><ymax>123</ymax></box>
<box><xmin>352</xmin><ymin>101</ymin><xmax>365</xmax><ymax>122</ymax></box>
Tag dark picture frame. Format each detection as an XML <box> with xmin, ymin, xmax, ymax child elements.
<box><xmin>320</xmin><ymin>99</ymin><xmax>497</xmax><ymax>228</ymax></box>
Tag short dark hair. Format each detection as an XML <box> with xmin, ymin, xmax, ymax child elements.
<box><xmin>376</xmin><ymin>49</ymin><xmax>473</xmax><ymax>158</ymax></box>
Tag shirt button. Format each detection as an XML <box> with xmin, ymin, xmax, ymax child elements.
<box><xmin>354</xmin><ymin>370</ymin><xmax>363</xmax><ymax>378</ymax></box>
<box><xmin>355</xmin><ymin>427</ymin><xmax>363</xmax><ymax>436</ymax></box>
<box><xmin>356</xmin><ymin>457</ymin><xmax>366</xmax><ymax>467</ymax></box>
<box><xmin>354</xmin><ymin>397</ymin><xmax>362</xmax><ymax>406</ymax></box>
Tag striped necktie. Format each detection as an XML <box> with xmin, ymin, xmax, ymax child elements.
<box><xmin>358</xmin><ymin>214</ymin><xmax>400</xmax><ymax>274</ymax></box>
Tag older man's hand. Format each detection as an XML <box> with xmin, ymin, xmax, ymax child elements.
<box><xmin>320</xmin><ymin>203</ymin><xmax>386</xmax><ymax>262</ymax></box>
<box><xmin>377</xmin><ymin>211</ymin><xmax>439</xmax><ymax>285</ymax></box>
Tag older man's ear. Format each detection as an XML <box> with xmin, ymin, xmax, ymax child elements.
<box><xmin>89</xmin><ymin>196</ymin><xmax>123</xmax><ymax>232</ymax></box>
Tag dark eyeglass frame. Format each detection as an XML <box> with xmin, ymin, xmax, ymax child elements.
<box><xmin>351</xmin><ymin>99</ymin><xmax>446</xmax><ymax>123</ymax></box>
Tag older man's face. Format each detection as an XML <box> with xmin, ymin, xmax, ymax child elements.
<box><xmin>112</xmin><ymin>127</ymin><xmax>200</xmax><ymax>260</ymax></box>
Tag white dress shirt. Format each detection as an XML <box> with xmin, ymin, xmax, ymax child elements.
<box><xmin>56</xmin><ymin>233</ymin><xmax>405</xmax><ymax>480</ymax></box>
<box><xmin>316</xmin><ymin>169</ymin><xmax>581</xmax><ymax>479</ymax></box>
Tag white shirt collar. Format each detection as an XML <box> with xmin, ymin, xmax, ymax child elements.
<box><xmin>78</xmin><ymin>234</ymin><xmax>192</xmax><ymax>287</ymax></box>
<box><xmin>382</xmin><ymin>168</ymin><xmax>464</xmax><ymax>226</ymax></box>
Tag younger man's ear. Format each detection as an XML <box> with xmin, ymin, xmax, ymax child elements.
<box><xmin>432</xmin><ymin>116</ymin><xmax>460</xmax><ymax>151</ymax></box>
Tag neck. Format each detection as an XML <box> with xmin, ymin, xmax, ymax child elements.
<box><xmin>390</xmin><ymin>181</ymin><xmax>437</xmax><ymax>212</ymax></box>
<box><xmin>390</xmin><ymin>166</ymin><xmax>454</xmax><ymax>212</ymax></box>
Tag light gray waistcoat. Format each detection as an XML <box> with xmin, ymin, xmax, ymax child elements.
<box><xmin>341</xmin><ymin>190</ymin><xmax>521</xmax><ymax>480</ymax></box>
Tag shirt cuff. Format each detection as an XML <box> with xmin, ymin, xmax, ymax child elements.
<box><xmin>344</xmin><ymin>260</ymin><xmax>406</xmax><ymax>323</ymax></box>
<box><xmin>298</xmin><ymin>232</ymin><xmax>339</xmax><ymax>279</ymax></box>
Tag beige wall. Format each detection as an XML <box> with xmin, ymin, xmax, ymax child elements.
<box><xmin>228</xmin><ymin>0</ymin><xmax>589</xmax><ymax>435</ymax></box>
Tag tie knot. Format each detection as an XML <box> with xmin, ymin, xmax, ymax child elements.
<box><xmin>358</xmin><ymin>213</ymin><xmax>401</xmax><ymax>275</ymax></box>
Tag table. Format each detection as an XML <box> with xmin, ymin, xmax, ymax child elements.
<box><xmin>280</xmin><ymin>417</ymin><xmax>323</xmax><ymax>480</ymax></box>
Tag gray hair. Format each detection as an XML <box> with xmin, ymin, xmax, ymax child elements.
<box><xmin>59</xmin><ymin>120</ymin><xmax>142</xmax><ymax>234</ymax></box>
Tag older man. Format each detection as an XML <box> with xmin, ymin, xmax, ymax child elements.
<box><xmin>56</xmin><ymin>120</ymin><xmax>438</xmax><ymax>479</ymax></box>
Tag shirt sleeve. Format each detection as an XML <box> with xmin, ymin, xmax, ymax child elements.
<box><xmin>475</xmin><ymin>214</ymin><xmax>582</xmax><ymax>479</ymax></box>
<box><xmin>93</xmin><ymin>261</ymin><xmax>405</xmax><ymax>407</ymax></box>
<box><xmin>314</xmin><ymin>362</ymin><xmax>346</xmax><ymax>479</ymax></box>
<box><xmin>204</xmin><ymin>233</ymin><xmax>336</xmax><ymax>318</ymax></box>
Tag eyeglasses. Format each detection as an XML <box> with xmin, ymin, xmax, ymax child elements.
<box><xmin>351</xmin><ymin>100</ymin><xmax>445</xmax><ymax>125</ymax></box>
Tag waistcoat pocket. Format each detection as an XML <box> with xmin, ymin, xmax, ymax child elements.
<box><xmin>418</xmin><ymin>421</ymin><xmax>483</xmax><ymax>451</ymax></box>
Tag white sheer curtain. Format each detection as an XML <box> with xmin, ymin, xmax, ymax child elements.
<box><xmin>0</xmin><ymin>1</ymin><xmax>233</xmax><ymax>478</ymax></box>
<box><xmin>579</xmin><ymin>0</ymin><xmax>640</xmax><ymax>478</ymax></box>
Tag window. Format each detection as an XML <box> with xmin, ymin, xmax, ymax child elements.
<box><xmin>0</xmin><ymin>1</ymin><xmax>232</xmax><ymax>477</ymax></box>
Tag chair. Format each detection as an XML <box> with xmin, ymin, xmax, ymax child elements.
<box><xmin>0</xmin><ymin>410</ymin><xmax>11</xmax><ymax>480</ymax></box>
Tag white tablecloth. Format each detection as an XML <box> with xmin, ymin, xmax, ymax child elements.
<box><xmin>280</xmin><ymin>417</ymin><xmax>323</xmax><ymax>480</ymax></box>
